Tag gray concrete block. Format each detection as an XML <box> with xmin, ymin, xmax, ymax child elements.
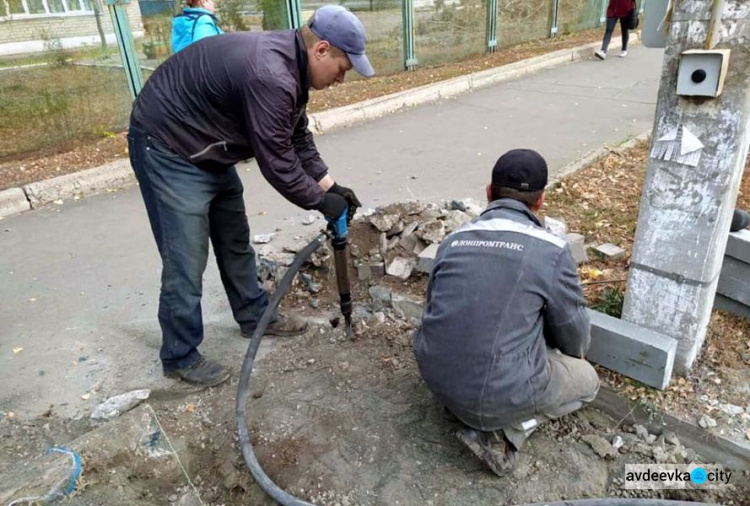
<box><xmin>417</xmin><ymin>243</ymin><xmax>439</xmax><ymax>273</ymax></box>
<box><xmin>566</xmin><ymin>233</ymin><xmax>588</xmax><ymax>264</ymax></box>
<box><xmin>714</xmin><ymin>293</ymin><xmax>750</xmax><ymax>320</ymax></box>
<box><xmin>594</xmin><ymin>243</ymin><xmax>626</xmax><ymax>260</ymax></box>
<box><xmin>586</xmin><ymin>309</ymin><xmax>677</xmax><ymax>390</ymax></box>
<box><xmin>358</xmin><ymin>262</ymin><xmax>385</xmax><ymax>281</ymax></box>
<box><xmin>717</xmin><ymin>256</ymin><xmax>750</xmax><ymax>307</ymax></box>
<box><xmin>724</xmin><ymin>230</ymin><xmax>750</xmax><ymax>264</ymax></box>
<box><xmin>0</xmin><ymin>187</ymin><xmax>30</xmax><ymax>218</ymax></box>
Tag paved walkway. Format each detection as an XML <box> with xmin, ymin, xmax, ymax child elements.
<box><xmin>0</xmin><ymin>46</ymin><xmax>664</xmax><ymax>418</ymax></box>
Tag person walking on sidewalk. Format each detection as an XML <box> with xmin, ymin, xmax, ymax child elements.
<box><xmin>171</xmin><ymin>0</ymin><xmax>224</xmax><ymax>54</ymax></box>
<box><xmin>128</xmin><ymin>5</ymin><xmax>373</xmax><ymax>387</ymax></box>
<box><xmin>414</xmin><ymin>149</ymin><xmax>600</xmax><ymax>476</ymax></box>
<box><xmin>595</xmin><ymin>0</ymin><xmax>636</xmax><ymax>60</ymax></box>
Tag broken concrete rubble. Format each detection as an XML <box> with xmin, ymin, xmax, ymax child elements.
<box><xmin>414</xmin><ymin>219</ymin><xmax>446</xmax><ymax>244</ymax></box>
<box><xmin>391</xmin><ymin>294</ymin><xmax>424</xmax><ymax>320</ymax></box>
<box><xmin>543</xmin><ymin>216</ymin><xmax>568</xmax><ymax>238</ymax></box>
<box><xmin>369</xmin><ymin>213</ymin><xmax>399</xmax><ymax>233</ymax></box>
<box><xmin>386</xmin><ymin>256</ymin><xmax>415</xmax><ymax>281</ymax></box>
<box><xmin>91</xmin><ymin>389</ymin><xmax>151</xmax><ymax>422</ymax></box>
<box><xmin>581</xmin><ymin>434</ymin><xmax>618</xmax><ymax>459</ymax></box>
<box><xmin>357</xmin><ymin>262</ymin><xmax>385</xmax><ymax>281</ymax></box>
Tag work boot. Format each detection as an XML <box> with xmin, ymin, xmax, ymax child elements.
<box><xmin>731</xmin><ymin>209</ymin><xmax>750</xmax><ymax>232</ymax></box>
<box><xmin>455</xmin><ymin>427</ymin><xmax>517</xmax><ymax>476</ymax></box>
<box><xmin>163</xmin><ymin>357</ymin><xmax>230</xmax><ymax>387</ymax></box>
<box><xmin>241</xmin><ymin>313</ymin><xmax>309</xmax><ymax>339</ymax></box>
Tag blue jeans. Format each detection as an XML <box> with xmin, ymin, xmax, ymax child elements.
<box><xmin>601</xmin><ymin>17</ymin><xmax>629</xmax><ymax>53</ymax></box>
<box><xmin>128</xmin><ymin>122</ymin><xmax>269</xmax><ymax>370</ymax></box>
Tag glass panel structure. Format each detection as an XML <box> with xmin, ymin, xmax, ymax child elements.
<box><xmin>0</xmin><ymin>66</ymin><xmax>132</xmax><ymax>158</ymax></box>
<box><xmin>414</xmin><ymin>0</ymin><xmax>487</xmax><ymax>68</ymax></box>
<box><xmin>558</xmin><ymin>0</ymin><xmax>601</xmax><ymax>34</ymax></box>
<box><xmin>497</xmin><ymin>0</ymin><xmax>550</xmax><ymax>49</ymax></box>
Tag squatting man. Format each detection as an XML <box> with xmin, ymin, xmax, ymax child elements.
<box><xmin>415</xmin><ymin>149</ymin><xmax>600</xmax><ymax>474</ymax></box>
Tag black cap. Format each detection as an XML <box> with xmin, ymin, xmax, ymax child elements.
<box><xmin>491</xmin><ymin>149</ymin><xmax>548</xmax><ymax>192</ymax></box>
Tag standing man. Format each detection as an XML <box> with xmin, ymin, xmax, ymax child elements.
<box><xmin>414</xmin><ymin>149</ymin><xmax>600</xmax><ymax>475</ymax></box>
<box><xmin>128</xmin><ymin>5</ymin><xmax>372</xmax><ymax>387</ymax></box>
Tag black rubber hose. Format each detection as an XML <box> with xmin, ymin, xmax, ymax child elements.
<box><xmin>516</xmin><ymin>500</ymin><xmax>717</xmax><ymax>506</ymax></box>
<box><xmin>236</xmin><ymin>232</ymin><xmax>327</xmax><ymax>506</ymax></box>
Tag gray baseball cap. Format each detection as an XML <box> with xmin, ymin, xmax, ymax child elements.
<box><xmin>308</xmin><ymin>5</ymin><xmax>374</xmax><ymax>77</ymax></box>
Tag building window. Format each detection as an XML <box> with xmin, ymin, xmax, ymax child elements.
<box><xmin>27</xmin><ymin>0</ymin><xmax>46</xmax><ymax>14</ymax></box>
<box><xmin>7</xmin><ymin>0</ymin><xmax>26</xmax><ymax>15</ymax></box>
<box><xmin>48</xmin><ymin>0</ymin><xmax>65</xmax><ymax>12</ymax></box>
<box><xmin>0</xmin><ymin>0</ymin><xmax>94</xmax><ymax>16</ymax></box>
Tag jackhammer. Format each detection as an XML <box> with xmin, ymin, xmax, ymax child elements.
<box><xmin>328</xmin><ymin>207</ymin><xmax>353</xmax><ymax>338</ymax></box>
<box><xmin>235</xmin><ymin>208</ymin><xmax>352</xmax><ymax>505</ymax></box>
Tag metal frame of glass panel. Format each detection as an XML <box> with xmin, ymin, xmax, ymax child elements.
<box><xmin>486</xmin><ymin>0</ymin><xmax>498</xmax><ymax>51</ymax></box>
<box><xmin>106</xmin><ymin>0</ymin><xmax>143</xmax><ymax>100</ymax></box>
<box><xmin>550</xmin><ymin>0</ymin><xmax>560</xmax><ymax>36</ymax></box>
<box><xmin>286</xmin><ymin>0</ymin><xmax>301</xmax><ymax>29</ymax></box>
<box><xmin>402</xmin><ymin>0</ymin><xmax>417</xmax><ymax>70</ymax></box>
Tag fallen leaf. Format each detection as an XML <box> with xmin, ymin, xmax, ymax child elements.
<box><xmin>28</xmin><ymin>298</ymin><xmax>37</xmax><ymax>302</ymax></box>
<box><xmin>53</xmin><ymin>199</ymin><xmax>63</xmax><ymax>205</ymax></box>
<box><xmin>13</xmin><ymin>347</ymin><xmax>23</xmax><ymax>354</ymax></box>
<box><xmin>81</xmin><ymin>393</ymin><xmax>91</xmax><ymax>400</ymax></box>
<box><xmin>184</xmin><ymin>403</ymin><xmax>195</xmax><ymax>413</ymax></box>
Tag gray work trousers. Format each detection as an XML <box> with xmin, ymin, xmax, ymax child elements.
<box><xmin>502</xmin><ymin>347</ymin><xmax>600</xmax><ymax>450</ymax></box>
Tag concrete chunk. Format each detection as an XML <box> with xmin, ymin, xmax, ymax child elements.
<box><xmin>415</xmin><ymin>220</ymin><xmax>446</xmax><ymax>244</ymax></box>
<box><xmin>544</xmin><ymin>216</ymin><xmax>568</xmax><ymax>238</ymax></box>
<box><xmin>386</xmin><ymin>256</ymin><xmax>415</xmax><ymax>280</ymax></box>
<box><xmin>418</xmin><ymin>243</ymin><xmax>439</xmax><ymax>273</ymax></box>
<box><xmin>586</xmin><ymin>309</ymin><xmax>677</xmax><ymax>390</ymax></box>
<box><xmin>725</xmin><ymin>230</ymin><xmax>750</xmax><ymax>263</ymax></box>
<box><xmin>369</xmin><ymin>213</ymin><xmax>399</xmax><ymax>232</ymax></box>
<box><xmin>594</xmin><ymin>243</ymin><xmax>626</xmax><ymax>260</ymax></box>
<box><xmin>566</xmin><ymin>233</ymin><xmax>588</xmax><ymax>264</ymax></box>
<box><xmin>358</xmin><ymin>262</ymin><xmax>385</xmax><ymax>281</ymax></box>
<box><xmin>391</xmin><ymin>294</ymin><xmax>424</xmax><ymax>320</ymax></box>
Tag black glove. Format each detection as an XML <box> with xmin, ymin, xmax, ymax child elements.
<box><xmin>317</xmin><ymin>192</ymin><xmax>348</xmax><ymax>222</ymax></box>
<box><xmin>328</xmin><ymin>183</ymin><xmax>361</xmax><ymax>223</ymax></box>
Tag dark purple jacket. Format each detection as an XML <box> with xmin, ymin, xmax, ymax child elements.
<box><xmin>131</xmin><ymin>30</ymin><xmax>327</xmax><ymax>210</ymax></box>
<box><xmin>607</xmin><ymin>0</ymin><xmax>635</xmax><ymax>18</ymax></box>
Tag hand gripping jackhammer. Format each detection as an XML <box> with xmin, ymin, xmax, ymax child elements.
<box><xmin>327</xmin><ymin>208</ymin><xmax>353</xmax><ymax>338</ymax></box>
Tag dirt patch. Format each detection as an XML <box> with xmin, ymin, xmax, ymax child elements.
<box><xmin>0</xmin><ymin>28</ymin><xmax>606</xmax><ymax>192</ymax></box>
<box><xmin>3</xmin><ymin>190</ymin><xmax>750</xmax><ymax>504</ymax></box>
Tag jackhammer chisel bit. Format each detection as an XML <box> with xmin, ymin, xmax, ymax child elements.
<box><xmin>328</xmin><ymin>208</ymin><xmax>353</xmax><ymax>338</ymax></box>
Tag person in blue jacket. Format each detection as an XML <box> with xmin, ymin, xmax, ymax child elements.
<box><xmin>171</xmin><ymin>0</ymin><xmax>224</xmax><ymax>53</ymax></box>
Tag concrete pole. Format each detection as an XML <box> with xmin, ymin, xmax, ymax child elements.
<box><xmin>622</xmin><ymin>0</ymin><xmax>750</xmax><ymax>373</ymax></box>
